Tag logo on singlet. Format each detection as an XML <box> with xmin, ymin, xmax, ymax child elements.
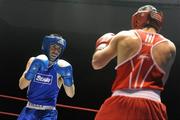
<box><xmin>138</xmin><ymin>55</ymin><xmax>149</xmax><ymax>59</ymax></box>
<box><xmin>144</xmin><ymin>34</ymin><xmax>155</xmax><ymax>45</ymax></box>
<box><xmin>34</xmin><ymin>73</ymin><xmax>53</xmax><ymax>85</ymax></box>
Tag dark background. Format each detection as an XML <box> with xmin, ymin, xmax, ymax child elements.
<box><xmin>0</xmin><ymin>0</ymin><xmax>179</xmax><ymax>120</ymax></box>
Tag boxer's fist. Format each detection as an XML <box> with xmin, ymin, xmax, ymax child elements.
<box><xmin>25</xmin><ymin>54</ymin><xmax>49</xmax><ymax>81</ymax></box>
<box><xmin>54</xmin><ymin>59</ymin><xmax>74</xmax><ymax>87</ymax></box>
<box><xmin>96</xmin><ymin>33</ymin><xmax>115</xmax><ymax>50</ymax></box>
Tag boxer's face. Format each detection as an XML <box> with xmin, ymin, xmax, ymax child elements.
<box><xmin>49</xmin><ymin>44</ymin><xmax>61</xmax><ymax>61</ymax></box>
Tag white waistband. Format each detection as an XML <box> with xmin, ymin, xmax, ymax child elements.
<box><xmin>26</xmin><ymin>102</ymin><xmax>56</xmax><ymax>110</ymax></box>
<box><xmin>112</xmin><ymin>89</ymin><xmax>161</xmax><ymax>102</ymax></box>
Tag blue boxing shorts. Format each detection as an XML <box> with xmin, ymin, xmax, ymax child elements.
<box><xmin>17</xmin><ymin>107</ymin><xmax>58</xmax><ymax>120</ymax></box>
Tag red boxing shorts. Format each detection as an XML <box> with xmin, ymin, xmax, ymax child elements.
<box><xmin>95</xmin><ymin>95</ymin><xmax>167</xmax><ymax>120</ymax></box>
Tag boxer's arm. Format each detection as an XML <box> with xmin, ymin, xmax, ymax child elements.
<box><xmin>166</xmin><ymin>40</ymin><xmax>176</xmax><ymax>71</ymax></box>
<box><xmin>92</xmin><ymin>33</ymin><xmax>118</xmax><ymax>70</ymax></box>
<box><xmin>92</xmin><ymin>31</ymin><xmax>131</xmax><ymax>70</ymax></box>
<box><xmin>160</xmin><ymin>40</ymin><xmax>176</xmax><ymax>84</ymax></box>
<box><xmin>57</xmin><ymin>76</ymin><xmax>75</xmax><ymax>98</ymax></box>
<box><xmin>63</xmin><ymin>83</ymin><xmax>75</xmax><ymax>98</ymax></box>
<box><xmin>19</xmin><ymin>54</ymin><xmax>49</xmax><ymax>90</ymax></box>
<box><xmin>55</xmin><ymin>60</ymin><xmax>75</xmax><ymax>98</ymax></box>
<box><xmin>19</xmin><ymin>57</ymin><xmax>34</xmax><ymax>90</ymax></box>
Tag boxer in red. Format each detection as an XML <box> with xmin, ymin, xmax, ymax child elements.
<box><xmin>92</xmin><ymin>5</ymin><xmax>176</xmax><ymax>120</ymax></box>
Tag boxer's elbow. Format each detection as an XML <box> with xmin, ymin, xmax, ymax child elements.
<box><xmin>19</xmin><ymin>77</ymin><xmax>30</xmax><ymax>90</ymax></box>
<box><xmin>67</xmin><ymin>92</ymin><xmax>75</xmax><ymax>98</ymax></box>
<box><xmin>92</xmin><ymin>59</ymin><xmax>104</xmax><ymax>70</ymax></box>
<box><xmin>19</xmin><ymin>83</ymin><xmax>25</xmax><ymax>90</ymax></box>
<box><xmin>92</xmin><ymin>52</ymin><xmax>105</xmax><ymax>70</ymax></box>
<box><xmin>64</xmin><ymin>85</ymin><xmax>75</xmax><ymax>98</ymax></box>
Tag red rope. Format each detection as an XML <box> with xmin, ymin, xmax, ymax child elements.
<box><xmin>0</xmin><ymin>111</ymin><xmax>18</xmax><ymax>117</ymax></box>
<box><xmin>0</xmin><ymin>94</ymin><xmax>27</xmax><ymax>101</ymax></box>
<box><xmin>0</xmin><ymin>94</ymin><xmax>98</xmax><ymax>113</ymax></box>
<box><xmin>56</xmin><ymin>104</ymin><xmax>98</xmax><ymax>112</ymax></box>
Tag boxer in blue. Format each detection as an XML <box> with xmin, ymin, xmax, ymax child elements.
<box><xmin>18</xmin><ymin>34</ymin><xmax>75</xmax><ymax>120</ymax></box>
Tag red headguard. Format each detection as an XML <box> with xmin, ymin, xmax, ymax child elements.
<box><xmin>131</xmin><ymin>5</ymin><xmax>163</xmax><ymax>32</ymax></box>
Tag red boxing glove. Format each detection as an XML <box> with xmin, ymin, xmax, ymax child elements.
<box><xmin>96</xmin><ymin>33</ymin><xmax>115</xmax><ymax>50</ymax></box>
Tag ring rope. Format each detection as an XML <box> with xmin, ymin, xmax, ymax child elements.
<box><xmin>0</xmin><ymin>94</ymin><xmax>98</xmax><ymax>113</ymax></box>
<box><xmin>0</xmin><ymin>111</ymin><xmax>19</xmax><ymax>117</ymax></box>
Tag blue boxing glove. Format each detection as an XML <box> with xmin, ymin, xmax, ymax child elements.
<box><xmin>54</xmin><ymin>59</ymin><xmax>74</xmax><ymax>87</ymax></box>
<box><xmin>25</xmin><ymin>54</ymin><xmax>49</xmax><ymax>81</ymax></box>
